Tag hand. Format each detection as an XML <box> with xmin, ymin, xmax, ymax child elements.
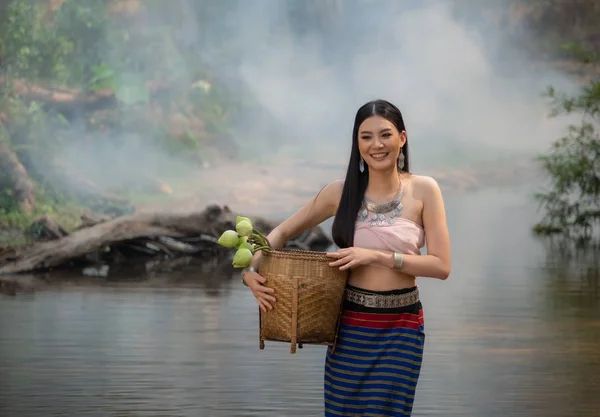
<box><xmin>243</xmin><ymin>271</ymin><xmax>277</xmax><ymax>313</ymax></box>
<box><xmin>326</xmin><ymin>247</ymin><xmax>378</xmax><ymax>271</ymax></box>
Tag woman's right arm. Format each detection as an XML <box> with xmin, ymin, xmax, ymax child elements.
<box><xmin>243</xmin><ymin>180</ymin><xmax>343</xmax><ymax>312</ymax></box>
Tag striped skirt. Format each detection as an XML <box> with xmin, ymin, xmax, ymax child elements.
<box><xmin>324</xmin><ymin>285</ymin><xmax>425</xmax><ymax>416</ymax></box>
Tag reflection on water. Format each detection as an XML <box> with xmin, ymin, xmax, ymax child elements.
<box><xmin>1</xmin><ymin>185</ymin><xmax>599</xmax><ymax>417</ymax></box>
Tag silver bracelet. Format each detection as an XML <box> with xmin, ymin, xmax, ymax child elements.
<box><xmin>392</xmin><ymin>252</ymin><xmax>404</xmax><ymax>270</ymax></box>
<box><xmin>241</xmin><ymin>265</ymin><xmax>257</xmax><ymax>287</ymax></box>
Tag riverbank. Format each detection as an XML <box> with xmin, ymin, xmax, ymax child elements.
<box><xmin>133</xmin><ymin>155</ymin><xmax>544</xmax><ymax>217</ymax></box>
<box><xmin>0</xmin><ymin>153</ymin><xmax>546</xmax><ymax>295</ymax></box>
<box><xmin>0</xmin><ymin>155</ymin><xmax>543</xmax><ymax>251</ymax></box>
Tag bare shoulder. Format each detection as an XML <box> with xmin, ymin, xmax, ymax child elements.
<box><xmin>409</xmin><ymin>174</ymin><xmax>443</xmax><ymax>199</ymax></box>
<box><xmin>325</xmin><ymin>179</ymin><xmax>345</xmax><ymax>195</ymax></box>
<box><xmin>274</xmin><ymin>178</ymin><xmax>344</xmax><ymax>241</ymax></box>
<box><xmin>318</xmin><ymin>179</ymin><xmax>345</xmax><ymax>212</ymax></box>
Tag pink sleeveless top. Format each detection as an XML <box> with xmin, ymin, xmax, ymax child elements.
<box><xmin>354</xmin><ymin>217</ymin><xmax>425</xmax><ymax>255</ymax></box>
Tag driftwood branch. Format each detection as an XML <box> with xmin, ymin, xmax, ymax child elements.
<box><xmin>0</xmin><ymin>76</ymin><xmax>171</xmax><ymax>113</ymax></box>
<box><xmin>0</xmin><ymin>77</ymin><xmax>116</xmax><ymax>112</ymax></box>
<box><xmin>0</xmin><ymin>205</ymin><xmax>228</xmax><ymax>275</ymax></box>
<box><xmin>0</xmin><ymin>204</ymin><xmax>333</xmax><ymax>277</ymax></box>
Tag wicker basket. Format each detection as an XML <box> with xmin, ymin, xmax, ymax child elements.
<box><xmin>258</xmin><ymin>249</ymin><xmax>349</xmax><ymax>354</ymax></box>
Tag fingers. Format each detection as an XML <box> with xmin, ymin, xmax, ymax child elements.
<box><xmin>248</xmin><ymin>275</ymin><xmax>276</xmax><ymax>312</ymax></box>
<box><xmin>329</xmin><ymin>255</ymin><xmax>351</xmax><ymax>267</ymax></box>
<box><xmin>328</xmin><ymin>254</ymin><xmax>358</xmax><ymax>270</ymax></box>
<box><xmin>258</xmin><ymin>298</ymin><xmax>271</xmax><ymax>313</ymax></box>
<box><xmin>326</xmin><ymin>249</ymin><xmax>350</xmax><ymax>258</ymax></box>
<box><xmin>339</xmin><ymin>260</ymin><xmax>356</xmax><ymax>271</ymax></box>
<box><xmin>248</xmin><ymin>274</ymin><xmax>275</xmax><ymax>293</ymax></box>
<box><xmin>253</xmin><ymin>281</ymin><xmax>275</xmax><ymax>294</ymax></box>
<box><xmin>257</xmin><ymin>298</ymin><xmax>271</xmax><ymax>313</ymax></box>
<box><xmin>252</xmin><ymin>285</ymin><xmax>276</xmax><ymax>304</ymax></box>
<box><xmin>256</xmin><ymin>291</ymin><xmax>277</xmax><ymax>304</ymax></box>
<box><xmin>256</xmin><ymin>293</ymin><xmax>275</xmax><ymax>311</ymax></box>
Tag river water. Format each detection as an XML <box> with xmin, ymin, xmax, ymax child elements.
<box><xmin>1</xmin><ymin>184</ymin><xmax>599</xmax><ymax>417</ymax></box>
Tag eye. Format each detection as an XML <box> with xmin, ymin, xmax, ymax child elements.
<box><xmin>360</xmin><ymin>135</ymin><xmax>371</xmax><ymax>140</ymax></box>
<box><xmin>382</xmin><ymin>132</ymin><xmax>392</xmax><ymax>138</ymax></box>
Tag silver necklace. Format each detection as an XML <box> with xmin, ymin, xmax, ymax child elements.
<box><xmin>357</xmin><ymin>181</ymin><xmax>404</xmax><ymax>226</ymax></box>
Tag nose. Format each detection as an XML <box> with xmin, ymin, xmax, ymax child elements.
<box><xmin>373</xmin><ymin>138</ymin><xmax>384</xmax><ymax>148</ymax></box>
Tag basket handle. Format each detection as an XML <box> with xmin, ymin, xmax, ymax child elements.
<box><xmin>290</xmin><ymin>276</ymin><xmax>298</xmax><ymax>354</ymax></box>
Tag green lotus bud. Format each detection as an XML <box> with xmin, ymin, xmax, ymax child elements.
<box><xmin>236</xmin><ymin>216</ymin><xmax>252</xmax><ymax>225</ymax></box>
<box><xmin>236</xmin><ymin>219</ymin><xmax>253</xmax><ymax>237</ymax></box>
<box><xmin>238</xmin><ymin>242</ymin><xmax>254</xmax><ymax>251</ymax></box>
<box><xmin>217</xmin><ymin>230</ymin><xmax>239</xmax><ymax>248</ymax></box>
<box><xmin>236</xmin><ymin>236</ymin><xmax>248</xmax><ymax>247</ymax></box>
<box><xmin>232</xmin><ymin>247</ymin><xmax>253</xmax><ymax>268</ymax></box>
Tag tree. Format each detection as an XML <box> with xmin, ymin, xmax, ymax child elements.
<box><xmin>0</xmin><ymin>0</ymin><xmax>247</xmax><ymax>227</ymax></box>
<box><xmin>508</xmin><ymin>0</ymin><xmax>600</xmax><ymax>57</ymax></box>
<box><xmin>534</xmin><ymin>44</ymin><xmax>600</xmax><ymax>240</ymax></box>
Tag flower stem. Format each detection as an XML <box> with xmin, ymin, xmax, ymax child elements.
<box><xmin>253</xmin><ymin>245</ymin><xmax>272</xmax><ymax>252</ymax></box>
<box><xmin>252</xmin><ymin>229</ymin><xmax>272</xmax><ymax>248</ymax></box>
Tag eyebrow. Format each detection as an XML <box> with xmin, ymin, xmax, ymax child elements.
<box><xmin>360</xmin><ymin>128</ymin><xmax>392</xmax><ymax>134</ymax></box>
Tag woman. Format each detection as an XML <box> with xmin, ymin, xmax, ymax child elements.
<box><xmin>242</xmin><ymin>99</ymin><xmax>451</xmax><ymax>416</ymax></box>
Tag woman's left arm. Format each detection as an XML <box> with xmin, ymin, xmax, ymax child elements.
<box><xmin>380</xmin><ymin>176</ymin><xmax>451</xmax><ymax>279</ymax></box>
<box><xmin>327</xmin><ymin>176</ymin><xmax>451</xmax><ymax>279</ymax></box>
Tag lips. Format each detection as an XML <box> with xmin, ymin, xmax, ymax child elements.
<box><xmin>370</xmin><ymin>152</ymin><xmax>389</xmax><ymax>160</ymax></box>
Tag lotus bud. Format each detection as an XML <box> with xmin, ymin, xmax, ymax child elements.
<box><xmin>217</xmin><ymin>230</ymin><xmax>239</xmax><ymax>248</ymax></box>
<box><xmin>236</xmin><ymin>216</ymin><xmax>252</xmax><ymax>225</ymax></box>
<box><xmin>236</xmin><ymin>236</ymin><xmax>248</xmax><ymax>247</ymax></box>
<box><xmin>236</xmin><ymin>219</ymin><xmax>253</xmax><ymax>237</ymax></box>
<box><xmin>232</xmin><ymin>248</ymin><xmax>253</xmax><ymax>268</ymax></box>
<box><xmin>238</xmin><ymin>242</ymin><xmax>254</xmax><ymax>251</ymax></box>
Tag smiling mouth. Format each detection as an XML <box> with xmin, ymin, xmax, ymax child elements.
<box><xmin>370</xmin><ymin>152</ymin><xmax>389</xmax><ymax>159</ymax></box>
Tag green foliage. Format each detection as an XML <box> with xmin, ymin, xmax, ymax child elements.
<box><xmin>534</xmin><ymin>44</ymin><xmax>600</xmax><ymax>238</ymax></box>
<box><xmin>0</xmin><ymin>1</ymin><xmax>75</xmax><ymax>83</ymax></box>
<box><xmin>510</xmin><ymin>1</ymin><xmax>600</xmax><ymax>56</ymax></box>
<box><xmin>0</xmin><ymin>0</ymin><xmax>254</xmax><ymax>229</ymax></box>
<box><xmin>0</xmin><ymin>185</ymin><xmax>83</xmax><ymax>232</ymax></box>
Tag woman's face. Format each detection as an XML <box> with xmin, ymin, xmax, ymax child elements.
<box><xmin>357</xmin><ymin>115</ymin><xmax>406</xmax><ymax>172</ymax></box>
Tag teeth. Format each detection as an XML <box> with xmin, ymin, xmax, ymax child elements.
<box><xmin>371</xmin><ymin>153</ymin><xmax>388</xmax><ymax>158</ymax></box>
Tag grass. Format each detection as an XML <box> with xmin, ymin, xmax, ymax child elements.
<box><xmin>0</xmin><ymin>200</ymin><xmax>86</xmax><ymax>247</ymax></box>
<box><xmin>0</xmin><ymin>184</ymin><xmax>100</xmax><ymax>248</ymax></box>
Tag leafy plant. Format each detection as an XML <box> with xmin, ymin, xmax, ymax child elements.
<box><xmin>534</xmin><ymin>43</ymin><xmax>600</xmax><ymax>239</ymax></box>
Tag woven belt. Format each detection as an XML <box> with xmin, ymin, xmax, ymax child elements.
<box><xmin>345</xmin><ymin>286</ymin><xmax>420</xmax><ymax>309</ymax></box>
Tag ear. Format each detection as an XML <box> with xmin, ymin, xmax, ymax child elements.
<box><xmin>400</xmin><ymin>130</ymin><xmax>408</xmax><ymax>147</ymax></box>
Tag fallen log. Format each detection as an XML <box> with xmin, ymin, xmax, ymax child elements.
<box><xmin>78</xmin><ymin>211</ymin><xmax>111</xmax><ymax>229</ymax></box>
<box><xmin>0</xmin><ymin>204</ymin><xmax>333</xmax><ymax>276</ymax></box>
<box><xmin>0</xmin><ymin>76</ymin><xmax>172</xmax><ymax>114</ymax></box>
<box><xmin>0</xmin><ymin>77</ymin><xmax>116</xmax><ymax>113</ymax></box>
<box><xmin>0</xmin><ymin>204</ymin><xmax>228</xmax><ymax>274</ymax></box>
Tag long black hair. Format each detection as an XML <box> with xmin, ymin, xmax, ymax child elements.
<box><xmin>331</xmin><ymin>99</ymin><xmax>409</xmax><ymax>249</ymax></box>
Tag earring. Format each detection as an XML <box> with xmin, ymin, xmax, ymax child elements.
<box><xmin>397</xmin><ymin>153</ymin><xmax>405</xmax><ymax>170</ymax></box>
<box><xmin>359</xmin><ymin>157</ymin><xmax>365</xmax><ymax>173</ymax></box>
